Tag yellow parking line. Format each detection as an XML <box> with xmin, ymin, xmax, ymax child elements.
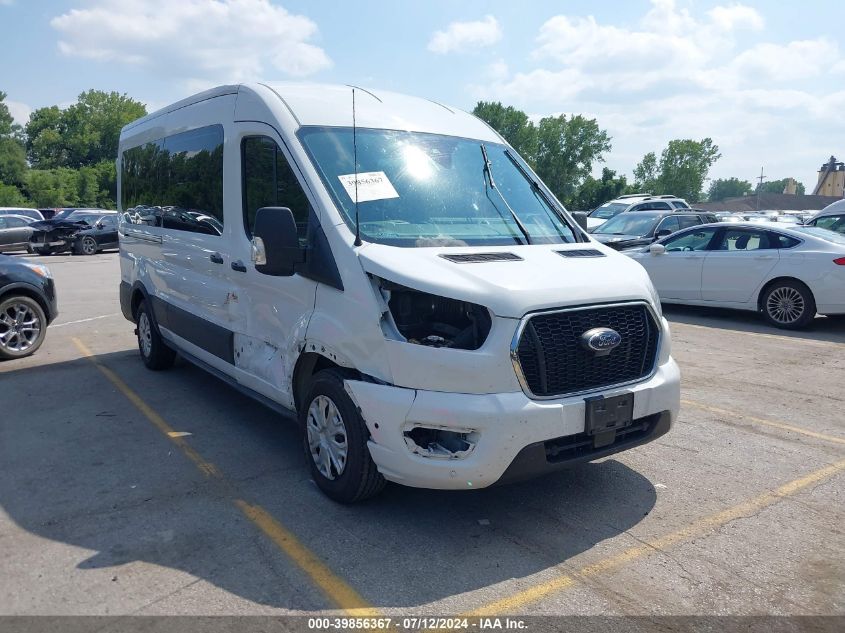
<box><xmin>670</xmin><ymin>321</ymin><xmax>845</xmax><ymax>349</ymax></box>
<box><xmin>465</xmin><ymin>458</ymin><xmax>845</xmax><ymax>615</ymax></box>
<box><xmin>682</xmin><ymin>399</ymin><xmax>845</xmax><ymax>446</ymax></box>
<box><xmin>72</xmin><ymin>337</ymin><xmax>377</xmax><ymax>616</ymax></box>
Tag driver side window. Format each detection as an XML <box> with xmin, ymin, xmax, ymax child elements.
<box><xmin>663</xmin><ymin>227</ymin><xmax>717</xmax><ymax>252</ymax></box>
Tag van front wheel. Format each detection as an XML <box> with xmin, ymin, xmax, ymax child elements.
<box><xmin>136</xmin><ymin>300</ymin><xmax>176</xmax><ymax>370</ymax></box>
<box><xmin>300</xmin><ymin>369</ymin><xmax>385</xmax><ymax>503</ymax></box>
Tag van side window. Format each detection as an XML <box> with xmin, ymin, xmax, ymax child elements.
<box><xmin>121</xmin><ymin>124</ymin><xmax>224</xmax><ymax>236</ymax></box>
<box><xmin>242</xmin><ymin>136</ymin><xmax>310</xmax><ymax>242</ymax></box>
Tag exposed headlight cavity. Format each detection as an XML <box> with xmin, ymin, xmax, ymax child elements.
<box><xmin>376</xmin><ymin>278</ymin><xmax>492</xmax><ymax>350</ymax></box>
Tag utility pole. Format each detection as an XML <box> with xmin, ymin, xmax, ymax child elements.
<box><xmin>756</xmin><ymin>167</ymin><xmax>765</xmax><ymax>211</ymax></box>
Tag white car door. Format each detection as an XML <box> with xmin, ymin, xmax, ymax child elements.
<box><xmin>701</xmin><ymin>228</ymin><xmax>780</xmax><ymax>303</ymax></box>
<box><xmin>639</xmin><ymin>226</ymin><xmax>719</xmax><ymax>300</ymax></box>
<box><xmin>225</xmin><ymin>124</ymin><xmax>320</xmax><ymax>405</ymax></box>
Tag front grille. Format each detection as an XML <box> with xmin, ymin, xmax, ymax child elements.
<box><xmin>515</xmin><ymin>303</ymin><xmax>659</xmax><ymax>397</ymax></box>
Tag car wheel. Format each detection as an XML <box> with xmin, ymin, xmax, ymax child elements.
<box><xmin>136</xmin><ymin>300</ymin><xmax>176</xmax><ymax>370</ymax></box>
<box><xmin>26</xmin><ymin>244</ymin><xmax>34</xmax><ymax>254</ymax></box>
<box><xmin>79</xmin><ymin>236</ymin><xmax>98</xmax><ymax>256</ymax></box>
<box><xmin>0</xmin><ymin>295</ymin><xmax>47</xmax><ymax>360</ymax></box>
<box><xmin>33</xmin><ymin>247</ymin><xmax>52</xmax><ymax>256</ymax></box>
<box><xmin>761</xmin><ymin>280</ymin><xmax>816</xmax><ymax>329</ymax></box>
<box><xmin>301</xmin><ymin>369</ymin><xmax>385</xmax><ymax>503</ymax></box>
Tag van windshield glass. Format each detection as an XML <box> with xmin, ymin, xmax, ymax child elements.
<box><xmin>298</xmin><ymin>127</ymin><xmax>578</xmax><ymax>247</ymax></box>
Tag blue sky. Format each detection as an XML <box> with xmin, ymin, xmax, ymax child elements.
<box><xmin>2</xmin><ymin>0</ymin><xmax>844</xmax><ymax>192</ymax></box>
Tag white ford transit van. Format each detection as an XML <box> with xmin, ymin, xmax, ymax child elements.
<box><xmin>117</xmin><ymin>83</ymin><xmax>680</xmax><ymax>502</ymax></box>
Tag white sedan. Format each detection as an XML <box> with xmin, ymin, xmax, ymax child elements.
<box><xmin>626</xmin><ymin>222</ymin><xmax>845</xmax><ymax>329</ymax></box>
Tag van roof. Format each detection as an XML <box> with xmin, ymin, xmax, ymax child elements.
<box><xmin>122</xmin><ymin>82</ymin><xmax>501</xmax><ymax>142</ymax></box>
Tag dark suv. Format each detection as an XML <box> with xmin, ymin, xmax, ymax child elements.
<box><xmin>590</xmin><ymin>210</ymin><xmax>718</xmax><ymax>250</ymax></box>
<box><xmin>0</xmin><ymin>255</ymin><xmax>58</xmax><ymax>359</ymax></box>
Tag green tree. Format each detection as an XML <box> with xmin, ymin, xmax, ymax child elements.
<box><xmin>0</xmin><ymin>92</ymin><xmax>29</xmax><ymax>203</ymax></box>
<box><xmin>634</xmin><ymin>138</ymin><xmax>720</xmax><ymax>202</ymax></box>
<box><xmin>0</xmin><ymin>137</ymin><xmax>27</xmax><ymax>186</ymax></box>
<box><xmin>708</xmin><ymin>177</ymin><xmax>753</xmax><ymax>201</ymax></box>
<box><xmin>570</xmin><ymin>167</ymin><xmax>630</xmax><ymax>210</ymax></box>
<box><xmin>26</xmin><ymin>90</ymin><xmax>146</xmax><ymax>168</ymax></box>
<box><xmin>23</xmin><ymin>168</ymin><xmax>82</xmax><ymax>207</ymax></box>
<box><xmin>633</xmin><ymin>152</ymin><xmax>659</xmax><ymax>193</ymax></box>
<box><xmin>534</xmin><ymin>114</ymin><xmax>611</xmax><ymax>206</ymax></box>
<box><xmin>0</xmin><ymin>182</ymin><xmax>29</xmax><ymax>206</ymax></box>
<box><xmin>472</xmin><ymin>101</ymin><xmax>538</xmax><ymax>163</ymax></box>
<box><xmin>760</xmin><ymin>178</ymin><xmax>805</xmax><ymax>195</ymax></box>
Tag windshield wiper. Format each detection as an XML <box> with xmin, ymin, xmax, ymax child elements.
<box><xmin>504</xmin><ymin>150</ymin><xmax>586</xmax><ymax>242</ymax></box>
<box><xmin>480</xmin><ymin>144</ymin><xmax>532</xmax><ymax>245</ymax></box>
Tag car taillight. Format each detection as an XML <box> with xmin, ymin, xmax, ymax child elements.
<box><xmin>835</xmin><ymin>257</ymin><xmax>845</xmax><ymax>265</ymax></box>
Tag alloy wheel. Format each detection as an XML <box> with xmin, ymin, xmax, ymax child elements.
<box><xmin>138</xmin><ymin>311</ymin><xmax>153</xmax><ymax>358</ymax></box>
<box><xmin>81</xmin><ymin>237</ymin><xmax>97</xmax><ymax>255</ymax></box>
<box><xmin>306</xmin><ymin>395</ymin><xmax>349</xmax><ymax>480</ymax></box>
<box><xmin>766</xmin><ymin>286</ymin><xmax>805</xmax><ymax>325</ymax></box>
<box><xmin>0</xmin><ymin>302</ymin><xmax>42</xmax><ymax>354</ymax></box>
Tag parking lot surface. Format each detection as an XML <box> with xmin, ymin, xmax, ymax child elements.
<box><xmin>1</xmin><ymin>252</ymin><xmax>843</xmax><ymax>616</ymax></box>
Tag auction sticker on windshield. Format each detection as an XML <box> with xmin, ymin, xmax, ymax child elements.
<box><xmin>338</xmin><ymin>171</ymin><xmax>399</xmax><ymax>203</ymax></box>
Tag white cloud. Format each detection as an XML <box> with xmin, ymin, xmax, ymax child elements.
<box><xmin>472</xmin><ymin>0</ymin><xmax>845</xmax><ymax>190</ymax></box>
<box><xmin>6</xmin><ymin>100</ymin><xmax>31</xmax><ymax>126</ymax></box>
<box><xmin>428</xmin><ymin>15</ymin><xmax>502</xmax><ymax>54</ymax></box>
<box><xmin>707</xmin><ymin>4</ymin><xmax>764</xmax><ymax>31</ymax></box>
<box><xmin>729</xmin><ymin>38</ymin><xmax>840</xmax><ymax>82</ymax></box>
<box><xmin>50</xmin><ymin>0</ymin><xmax>331</xmax><ymax>85</ymax></box>
<box><xmin>0</xmin><ymin>0</ymin><xmax>15</xmax><ymax>6</ymax></box>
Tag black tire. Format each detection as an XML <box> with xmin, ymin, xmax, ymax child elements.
<box><xmin>33</xmin><ymin>247</ymin><xmax>52</xmax><ymax>256</ymax></box>
<box><xmin>77</xmin><ymin>236</ymin><xmax>98</xmax><ymax>256</ymax></box>
<box><xmin>761</xmin><ymin>280</ymin><xmax>816</xmax><ymax>330</ymax></box>
<box><xmin>136</xmin><ymin>300</ymin><xmax>176</xmax><ymax>370</ymax></box>
<box><xmin>0</xmin><ymin>295</ymin><xmax>47</xmax><ymax>360</ymax></box>
<box><xmin>26</xmin><ymin>244</ymin><xmax>34</xmax><ymax>254</ymax></box>
<box><xmin>300</xmin><ymin>369</ymin><xmax>385</xmax><ymax>503</ymax></box>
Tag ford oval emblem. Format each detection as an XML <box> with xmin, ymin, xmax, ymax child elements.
<box><xmin>580</xmin><ymin>327</ymin><xmax>622</xmax><ymax>356</ymax></box>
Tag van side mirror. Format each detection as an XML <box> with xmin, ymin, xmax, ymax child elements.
<box><xmin>252</xmin><ymin>207</ymin><xmax>304</xmax><ymax>276</ymax></box>
<box><xmin>654</xmin><ymin>229</ymin><xmax>672</xmax><ymax>239</ymax></box>
<box><xmin>649</xmin><ymin>243</ymin><xmax>666</xmax><ymax>255</ymax></box>
<box><xmin>571</xmin><ymin>211</ymin><xmax>588</xmax><ymax>230</ymax></box>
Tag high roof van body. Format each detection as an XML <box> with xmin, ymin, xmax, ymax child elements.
<box><xmin>118</xmin><ymin>83</ymin><xmax>680</xmax><ymax>502</ymax></box>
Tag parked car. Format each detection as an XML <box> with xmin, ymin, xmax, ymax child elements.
<box><xmin>587</xmin><ymin>194</ymin><xmax>690</xmax><ymax>230</ymax></box>
<box><xmin>805</xmin><ymin>199</ymin><xmax>845</xmax><ymax>234</ymax></box>
<box><xmin>626</xmin><ymin>222</ymin><xmax>845</xmax><ymax>329</ymax></box>
<box><xmin>0</xmin><ymin>215</ymin><xmax>35</xmax><ymax>253</ymax></box>
<box><xmin>28</xmin><ymin>209</ymin><xmax>116</xmax><ymax>255</ymax></box>
<box><xmin>0</xmin><ymin>254</ymin><xmax>57</xmax><ymax>359</ymax></box>
<box><xmin>591</xmin><ymin>210</ymin><xmax>718</xmax><ymax>250</ymax></box>
<box><xmin>118</xmin><ymin>82</ymin><xmax>680</xmax><ymax>503</ymax></box>
<box><xmin>0</xmin><ymin>207</ymin><xmax>44</xmax><ymax>222</ymax></box>
<box><xmin>71</xmin><ymin>214</ymin><xmax>119</xmax><ymax>254</ymax></box>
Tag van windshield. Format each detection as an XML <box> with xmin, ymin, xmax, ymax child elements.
<box><xmin>298</xmin><ymin>127</ymin><xmax>578</xmax><ymax>247</ymax></box>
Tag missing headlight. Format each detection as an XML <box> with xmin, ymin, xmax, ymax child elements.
<box><xmin>378</xmin><ymin>279</ymin><xmax>492</xmax><ymax>350</ymax></box>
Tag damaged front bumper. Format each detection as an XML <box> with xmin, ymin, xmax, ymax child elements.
<box><xmin>344</xmin><ymin>357</ymin><xmax>680</xmax><ymax>490</ymax></box>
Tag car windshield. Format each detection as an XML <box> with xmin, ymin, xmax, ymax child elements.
<box><xmin>298</xmin><ymin>127</ymin><xmax>578</xmax><ymax>247</ymax></box>
<box><xmin>792</xmin><ymin>226</ymin><xmax>845</xmax><ymax>245</ymax></box>
<box><xmin>593</xmin><ymin>212</ymin><xmax>660</xmax><ymax>236</ymax></box>
<box><xmin>590</xmin><ymin>202</ymin><xmax>628</xmax><ymax>219</ymax></box>
<box><xmin>67</xmin><ymin>213</ymin><xmax>103</xmax><ymax>224</ymax></box>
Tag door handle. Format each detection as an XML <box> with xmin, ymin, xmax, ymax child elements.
<box><xmin>231</xmin><ymin>260</ymin><xmax>247</xmax><ymax>273</ymax></box>
<box><xmin>209</xmin><ymin>252</ymin><xmax>223</xmax><ymax>264</ymax></box>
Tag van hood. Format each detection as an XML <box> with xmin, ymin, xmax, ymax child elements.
<box><xmin>357</xmin><ymin>243</ymin><xmax>658</xmax><ymax>318</ymax></box>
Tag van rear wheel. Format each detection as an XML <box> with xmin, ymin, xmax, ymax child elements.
<box><xmin>136</xmin><ymin>300</ymin><xmax>176</xmax><ymax>370</ymax></box>
<box><xmin>300</xmin><ymin>369</ymin><xmax>385</xmax><ymax>503</ymax></box>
